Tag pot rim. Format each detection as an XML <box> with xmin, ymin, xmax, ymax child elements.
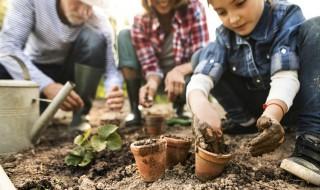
<box><xmin>196</xmin><ymin>145</ymin><xmax>233</xmax><ymax>162</ymax></box>
<box><xmin>130</xmin><ymin>138</ymin><xmax>167</xmax><ymax>156</ymax></box>
<box><xmin>162</xmin><ymin>135</ymin><xmax>192</xmax><ymax>148</ymax></box>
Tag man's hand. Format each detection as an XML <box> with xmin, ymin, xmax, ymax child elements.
<box><xmin>249</xmin><ymin>116</ymin><xmax>285</xmax><ymax>156</ymax></box>
<box><xmin>106</xmin><ymin>86</ymin><xmax>124</xmax><ymax>111</ymax></box>
<box><xmin>165</xmin><ymin>67</ymin><xmax>185</xmax><ymax>102</ymax></box>
<box><xmin>43</xmin><ymin>83</ymin><xmax>84</xmax><ymax>111</ymax></box>
<box><xmin>139</xmin><ymin>76</ymin><xmax>160</xmax><ymax>108</ymax></box>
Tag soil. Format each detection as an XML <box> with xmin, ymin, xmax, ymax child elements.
<box><xmin>0</xmin><ymin>99</ymin><xmax>319</xmax><ymax>190</ymax></box>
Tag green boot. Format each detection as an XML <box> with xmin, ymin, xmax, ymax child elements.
<box><xmin>71</xmin><ymin>64</ymin><xmax>104</xmax><ymax>131</ymax></box>
<box><xmin>124</xmin><ymin>78</ymin><xmax>142</xmax><ymax>130</ymax></box>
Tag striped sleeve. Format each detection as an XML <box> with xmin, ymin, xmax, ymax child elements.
<box><xmin>88</xmin><ymin>9</ymin><xmax>123</xmax><ymax>92</ymax></box>
<box><xmin>0</xmin><ymin>0</ymin><xmax>54</xmax><ymax>91</ymax></box>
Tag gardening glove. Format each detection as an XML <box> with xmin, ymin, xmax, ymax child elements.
<box><xmin>249</xmin><ymin>116</ymin><xmax>285</xmax><ymax>156</ymax></box>
<box><xmin>193</xmin><ymin>116</ymin><xmax>224</xmax><ymax>153</ymax></box>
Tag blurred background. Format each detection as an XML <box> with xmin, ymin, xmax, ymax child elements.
<box><xmin>1</xmin><ymin>0</ymin><xmax>318</xmax><ymax>39</ymax></box>
<box><xmin>0</xmin><ymin>0</ymin><xmax>318</xmax><ymax>97</ymax></box>
<box><xmin>103</xmin><ymin>0</ymin><xmax>319</xmax><ymax>40</ymax></box>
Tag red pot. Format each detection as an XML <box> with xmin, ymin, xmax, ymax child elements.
<box><xmin>130</xmin><ymin>138</ymin><xmax>167</xmax><ymax>182</ymax></box>
<box><xmin>195</xmin><ymin>145</ymin><xmax>232</xmax><ymax>181</ymax></box>
<box><xmin>162</xmin><ymin>135</ymin><xmax>191</xmax><ymax>168</ymax></box>
<box><xmin>144</xmin><ymin>114</ymin><xmax>165</xmax><ymax>136</ymax></box>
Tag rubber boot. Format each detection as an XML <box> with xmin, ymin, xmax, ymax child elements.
<box><xmin>70</xmin><ymin>64</ymin><xmax>104</xmax><ymax>131</ymax></box>
<box><xmin>124</xmin><ymin>78</ymin><xmax>142</xmax><ymax>131</ymax></box>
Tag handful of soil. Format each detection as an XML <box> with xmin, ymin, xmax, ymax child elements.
<box><xmin>193</xmin><ymin>117</ymin><xmax>228</xmax><ymax>154</ymax></box>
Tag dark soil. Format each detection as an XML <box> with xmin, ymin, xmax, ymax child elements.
<box><xmin>0</xmin><ymin>99</ymin><xmax>319</xmax><ymax>190</ymax></box>
<box><xmin>133</xmin><ymin>139</ymin><xmax>158</xmax><ymax>146</ymax></box>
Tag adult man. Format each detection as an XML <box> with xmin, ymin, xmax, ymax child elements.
<box><xmin>0</xmin><ymin>0</ymin><xmax>124</xmax><ymax>130</ymax></box>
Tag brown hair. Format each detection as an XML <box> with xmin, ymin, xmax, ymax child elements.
<box><xmin>141</xmin><ymin>0</ymin><xmax>189</xmax><ymax>15</ymax></box>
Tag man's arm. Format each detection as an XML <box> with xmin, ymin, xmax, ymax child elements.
<box><xmin>88</xmin><ymin>9</ymin><xmax>123</xmax><ymax>92</ymax></box>
<box><xmin>0</xmin><ymin>0</ymin><xmax>54</xmax><ymax>91</ymax></box>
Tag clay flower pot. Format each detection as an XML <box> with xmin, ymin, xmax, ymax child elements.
<box><xmin>162</xmin><ymin>135</ymin><xmax>192</xmax><ymax>168</ymax></box>
<box><xmin>130</xmin><ymin>138</ymin><xmax>167</xmax><ymax>182</ymax></box>
<box><xmin>144</xmin><ymin>114</ymin><xmax>165</xmax><ymax>136</ymax></box>
<box><xmin>195</xmin><ymin>145</ymin><xmax>232</xmax><ymax>181</ymax></box>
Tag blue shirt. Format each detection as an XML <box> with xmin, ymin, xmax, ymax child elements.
<box><xmin>194</xmin><ymin>0</ymin><xmax>305</xmax><ymax>84</ymax></box>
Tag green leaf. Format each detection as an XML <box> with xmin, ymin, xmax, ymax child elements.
<box><xmin>166</xmin><ymin>117</ymin><xmax>192</xmax><ymax>126</ymax></box>
<box><xmin>98</xmin><ymin>124</ymin><xmax>118</xmax><ymax>139</ymax></box>
<box><xmin>69</xmin><ymin>146</ymin><xmax>86</xmax><ymax>157</ymax></box>
<box><xmin>90</xmin><ymin>135</ymin><xmax>107</xmax><ymax>152</ymax></box>
<box><xmin>79</xmin><ymin>151</ymin><xmax>94</xmax><ymax>167</ymax></box>
<box><xmin>74</xmin><ymin>128</ymin><xmax>92</xmax><ymax>146</ymax></box>
<box><xmin>65</xmin><ymin>154</ymin><xmax>82</xmax><ymax>166</ymax></box>
<box><xmin>106</xmin><ymin>132</ymin><xmax>122</xmax><ymax>151</ymax></box>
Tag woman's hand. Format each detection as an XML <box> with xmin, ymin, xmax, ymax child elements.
<box><xmin>106</xmin><ymin>85</ymin><xmax>124</xmax><ymax>111</ymax></box>
<box><xmin>139</xmin><ymin>75</ymin><xmax>161</xmax><ymax>108</ymax></box>
<box><xmin>165</xmin><ymin>67</ymin><xmax>185</xmax><ymax>101</ymax></box>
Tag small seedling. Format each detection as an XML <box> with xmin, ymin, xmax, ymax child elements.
<box><xmin>65</xmin><ymin>124</ymin><xmax>122</xmax><ymax>167</ymax></box>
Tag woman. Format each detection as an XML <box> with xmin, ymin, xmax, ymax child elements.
<box><xmin>118</xmin><ymin>0</ymin><xmax>209</xmax><ymax>130</ymax></box>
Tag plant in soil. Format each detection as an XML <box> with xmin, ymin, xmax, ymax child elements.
<box><xmin>64</xmin><ymin>124</ymin><xmax>122</xmax><ymax>167</ymax></box>
<box><xmin>193</xmin><ymin>117</ymin><xmax>233</xmax><ymax>181</ymax></box>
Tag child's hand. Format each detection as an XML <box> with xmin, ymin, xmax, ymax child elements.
<box><xmin>193</xmin><ymin>115</ymin><xmax>222</xmax><ymax>149</ymax></box>
<box><xmin>249</xmin><ymin>116</ymin><xmax>285</xmax><ymax>156</ymax></box>
<box><xmin>189</xmin><ymin>90</ymin><xmax>222</xmax><ymax>138</ymax></box>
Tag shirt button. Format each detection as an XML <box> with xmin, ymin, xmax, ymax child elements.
<box><xmin>232</xmin><ymin>67</ymin><xmax>236</xmax><ymax>71</ymax></box>
<box><xmin>266</xmin><ymin>54</ymin><xmax>270</xmax><ymax>59</ymax></box>
<box><xmin>256</xmin><ymin>79</ymin><xmax>261</xmax><ymax>83</ymax></box>
<box><xmin>281</xmin><ymin>48</ymin><xmax>287</xmax><ymax>54</ymax></box>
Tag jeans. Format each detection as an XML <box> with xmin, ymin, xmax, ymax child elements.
<box><xmin>0</xmin><ymin>27</ymin><xmax>106</xmax><ymax>114</ymax></box>
<box><xmin>211</xmin><ymin>17</ymin><xmax>320</xmax><ymax>135</ymax></box>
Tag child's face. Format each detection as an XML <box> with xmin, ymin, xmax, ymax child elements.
<box><xmin>208</xmin><ymin>0</ymin><xmax>264</xmax><ymax>36</ymax></box>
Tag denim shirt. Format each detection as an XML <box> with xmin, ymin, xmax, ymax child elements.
<box><xmin>194</xmin><ymin>0</ymin><xmax>305</xmax><ymax>86</ymax></box>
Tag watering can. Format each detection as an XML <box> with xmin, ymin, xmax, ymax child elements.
<box><xmin>0</xmin><ymin>55</ymin><xmax>75</xmax><ymax>154</ymax></box>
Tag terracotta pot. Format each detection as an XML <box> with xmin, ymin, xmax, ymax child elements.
<box><xmin>130</xmin><ymin>138</ymin><xmax>167</xmax><ymax>182</ymax></box>
<box><xmin>195</xmin><ymin>145</ymin><xmax>232</xmax><ymax>181</ymax></box>
<box><xmin>144</xmin><ymin>114</ymin><xmax>165</xmax><ymax>136</ymax></box>
<box><xmin>162</xmin><ymin>135</ymin><xmax>192</xmax><ymax>168</ymax></box>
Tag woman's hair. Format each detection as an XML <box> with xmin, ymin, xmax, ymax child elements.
<box><xmin>141</xmin><ymin>0</ymin><xmax>189</xmax><ymax>15</ymax></box>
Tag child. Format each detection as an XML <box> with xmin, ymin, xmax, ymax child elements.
<box><xmin>117</xmin><ymin>0</ymin><xmax>209</xmax><ymax>131</ymax></box>
<box><xmin>187</xmin><ymin>0</ymin><xmax>320</xmax><ymax>185</ymax></box>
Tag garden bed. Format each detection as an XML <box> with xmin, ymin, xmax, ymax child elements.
<box><xmin>0</xmin><ymin>99</ymin><xmax>317</xmax><ymax>190</ymax></box>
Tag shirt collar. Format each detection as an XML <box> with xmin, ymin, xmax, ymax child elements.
<box><xmin>249</xmin><ymin>1</ymin><xmax>272</xmax><ymax>41</ymax></box>
<box><xmin>150</xmin><ymin>8</ymin><xmax>184</xmax><ymax>32</ymax></box>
